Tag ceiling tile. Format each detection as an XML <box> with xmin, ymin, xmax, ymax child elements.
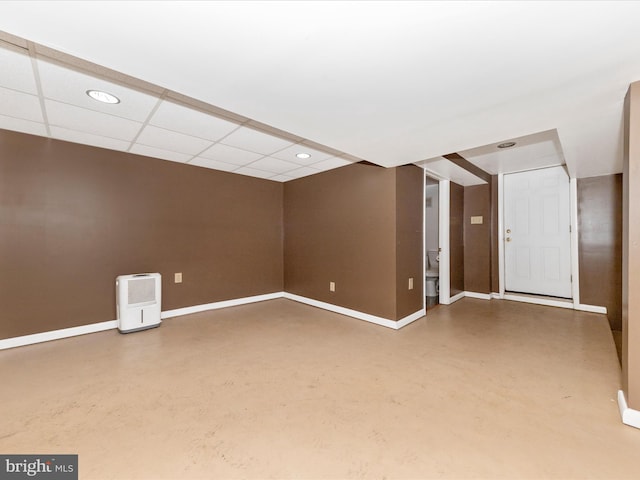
<box><xmin>270</xmin><ymin>144</ymin><xmax>335</xmax><ymax>164</ymax></box>
<box><xmin>135</xmin><ymin>125</ymin><xmax>212</xmax><ymax>155</ymax></box>
<box><xmin>219</xmin><ymin>126</ymin><xmax>294</xmax><ymax>155</ymax></box>
<box><xmin>190</xmin><ymin>157</ymin><xmax>239</xmax><ymax>172</ymax></box>
<box><xmin>246</xmin><ymin>157</ymin><xmax>300</xmax><ymax>174</ymax></box>
<box><xmin>149</xmin><ymin>100</ymin><xmax>240</xmax><ymax>141</ymax></box>
<box><xmin>198</xmin><ymin>143</ymin><xmax>264</xmax><ymax>166</ymax></box>
<box><xmin>50</xmin><ymin>126</ymin><xmax>130</xmax><ymax>152</ymax></box>
<box><xmin>0</xmin><ymin>114</ymin><xmax>47</xmax><ymax>137</ymax></box>
<box><xmin>37</xmin><ymin>57</ymin><xmax>159</xmax><ymax>122</ymax></box>
<box><xmin>268</xmin><ymin>174</ymin><xmax>291</xmax><ymax>182</ymax></box>
<box><xmin>283</xmin><ymin>166</ymin><xmax>321</xmax><ymax>179</ymax></box>
<box><xmin>0</xmin><ymin>87</ymin><xmax>43</xmax><ymax>122</ymax></box>
<box><xmin>310</xmin><ymin>157</ymin><xmax>353</xmax><ymax>171</ymax></box>
<box><xmin>45</xmin><ymin>99</ymin><xmax>142</xmax><ymax>141</ymax></box>
<box><xmin>0</xmin><ymin>44</ymin><xmax>38</xmax><ymax>94</ymax></box>
<box><xmin>129</xmin><ymin>144</ymin><xmax>192</xmax><ymax>163</ymax></box>
<box><xmin>233</xmin><ymin>166</ymin><xmax>277</xmax><ymax>180</ymax></box>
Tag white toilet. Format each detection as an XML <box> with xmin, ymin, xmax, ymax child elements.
<box><xmin>425</xmin><ymin>250</ymin><xmax>439</xmax><ymax>297</ymax></box>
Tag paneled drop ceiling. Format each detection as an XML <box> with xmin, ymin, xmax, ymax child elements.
<box><xmin>2</xmin><ymin>1</ymin><xmax>640</xmax><ymax>184</ymax></box>
<box><xmin>0</xmin><ymin>37</ymin><xmax>357</xmax><ymax>182</ymax></box>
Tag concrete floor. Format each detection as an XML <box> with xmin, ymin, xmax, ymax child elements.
<box><xmin>1</xmin><ymin>298</ymin><xmax>638</xmax><ymax>479</ymax></box>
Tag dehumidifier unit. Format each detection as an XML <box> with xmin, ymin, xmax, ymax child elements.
<box><xmin>116</xmin><ymin>273</ymin><xmax>162</xmax><ymax>333</ymax></box>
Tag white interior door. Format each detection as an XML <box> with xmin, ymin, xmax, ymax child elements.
<box><xmin>503</xmin><ymin>166</ymin><xmax>572</xmax><ymax>298</ymax></box>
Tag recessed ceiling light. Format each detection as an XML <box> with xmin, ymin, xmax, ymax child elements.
<box><xmin>497</xmin><ymin>142</ymin><xmax>516</xmax><ymax>149</ymax></box>
<box><xmin>296</xmin><ymin>153</ymin><xmax>311</xmax><ymax>159</ymax></box>
<box><xmin>86</xmin><ymin>90</ymin><xmax>120</xmax><ymax>104</ymax></box>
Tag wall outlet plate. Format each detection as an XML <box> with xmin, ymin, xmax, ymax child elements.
<box><xmin>329</xmin><ymin>281</ymin><xmax>336</xmax><ymax>292</ymax></box>
<box><xmin>408</xmin><ymin>277</ymin><xmax>414</xmax><ymax>290</ymax></box>
<box><xmin>174</xmin><ymin>272</ymin><xmax>182</xmax><ymax>283</ymax></box>
<box><xmin>470</xmin><ymin>215</ymin><xmax>484</xmax><ymax>224</ymax></box>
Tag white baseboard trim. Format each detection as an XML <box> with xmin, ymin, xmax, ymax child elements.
<box><xmin>283</xmin><ymin>293</ymin><xmax>424</xmax><ymax>330</ymax></box>
<box><xmin>1</xmin><ymin>291</ymin><xmax>428</xmax><ymax>350</ymax></box>
<box><xmin>449</xmin><ymin>291</ymin><xmax>466</xmax><ymax>304</ymax></box>
<box><xmin>464</xmin><ymin>291</ymin><xmax>492</xmax><ymax>300</ymax></box>
<box><xmin>503</xmin><ymin>294</ymin><xmax>607</xmax><ymax>314</ymax></box>
<box><xmin>576</xmin><ymin>304</ymin><xmax>608</xmax><ymax>315</ymax></box>
<box><xmin>503</xmin><ymin>293</ymin><xmax>574</xmax><ymax>310</ymax></box>
<box><xmin>1</xmin><ymin>287</ymin><xmax>610</xmax><ymax>351</ymax></box>
<box><xmin>618</xmin><ymin>390</ymin><xmax>640</xmax><ymax>429</ymax></box>
<box><xmin>0</xmin><ymin>292</ymin><xmax>286</xmax><ymax>351</ymax></box>
<box><xmin>161</xmin><ymin>292</ymin><xmax>284</xmax><ymax>319</ymax></box>
<box><xmin>396</xmin><ymin>309</ymin><xmax>427</xmax><ymax>329</ymax></box>
<box><xmin>443</xmin><ymin>291</ymin><xmax>606</xmax><ymax>315</ymax></box>
<box><xmin>0</xmin><ymin>320</ymin><xmax>118</xmax><ymax>351</ymax></box>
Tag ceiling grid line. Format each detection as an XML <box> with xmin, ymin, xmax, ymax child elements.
<box><xmin>26</xmin><ymin>41</ymin><xmax>50</xmax><ymax>137</ymax></box>
<box><xmin>191</xmin><ymin>122</ymin><xmax>249</xmax><ymax>162</ymax></box>
<box><xmin>237</xmin><ymin>141</ymin><xmax>313</xmax><ymax>174</ymax></box>
<box><xmin>126</xmin><ymin>94</ymin><xmax>169</xmax><ymax>152</ymax></box>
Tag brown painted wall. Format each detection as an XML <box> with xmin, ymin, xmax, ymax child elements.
<box><xmin>577</xmin><ymin>175</ymin><xmax>622</xmax><ymax>330</ymax></box>
<box><xmin>622</xmin><ymin>81</ymin><xmax>640</xmax><ymax>407</ymax></box>
<box><xmin>284</xmin><ymin>163</ymin><xmax>397</xmax><ymax>319</ymax></box>
<box><xmin>395</xmin><ymin>165</ymin><xmax>424</xmax><ymax>319</ymax></box>
<box><xmin>463</xmin><ymin>184</ymin><xmax>491</xmax><ymax>294</ymax></box>
<box><xmin>450</xmin><ymin>182</ymin><xmax>465</xmax><ymax>296</ymax></box>
<box><xmin>0</xmin><ymin>130</ymin><xmax>283</xmax><ymax>340</ymax></box>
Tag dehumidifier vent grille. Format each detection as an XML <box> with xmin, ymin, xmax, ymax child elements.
<box><xmin>128</xmin><ymin>277</ymin><xmax>156</xmax><ymax>305</ymax></box>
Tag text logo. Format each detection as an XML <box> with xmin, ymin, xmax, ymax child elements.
<box><xmin>0</xmin><ymin>455</ymin><xmax>77</xmax><ymax>480</ymax></box>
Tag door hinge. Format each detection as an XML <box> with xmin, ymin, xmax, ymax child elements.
<box><xmin>569</xmin><ymin>225</ymin><xmax>572</xmax><ymax>233</ymax></box>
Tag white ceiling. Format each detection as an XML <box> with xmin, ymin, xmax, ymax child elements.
<box><xmin>2</xmin><ymin>1</ymin><xmax>640</xmax><ymax>183</ymax></box>
<box><xmin>416</xmin><ymin>157</ymin><xmax>487</xmax><ymax>187</ymax></box>
<box><xmin>459</xmin><ymin>130</ymin><xmax>566</xmax><ymax>176</ymax></box>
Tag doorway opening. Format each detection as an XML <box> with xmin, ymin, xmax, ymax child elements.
<box><xmin>425</xmin><ymin>175</ymin><xmax>440</xmax><ymax>309</ymax></box>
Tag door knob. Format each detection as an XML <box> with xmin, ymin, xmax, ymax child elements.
<box><xmin>506</xmin><ymin>229</ymin><xmax>511</xmax><ymax>234</ymax></box>
<box><xmin>506</xmin><ymin>237</ymin><xmax>512</xmax><ymax>242</ymax></box>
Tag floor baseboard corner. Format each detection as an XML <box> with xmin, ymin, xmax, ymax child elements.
<box><xmin>618</xmin><ymin>390</ymin><xmax>640</xmax><ymax>429</ymax></box>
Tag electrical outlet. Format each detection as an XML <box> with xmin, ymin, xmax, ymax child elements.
<box><xmin>408</xmin><ymin>277</ymin><xmax>414</xmax><ymax>290</ymax></box>
<box><xmin>470</xmin><ymin>215</ymin><xmax>483</xmax><ymax>225</ymax></box>
<box><xmin>174</xmin><ymin>272</ymin><xmax>182</xmax><ymax>283</ymax></box>
<box><xmin>329</xmin><ymin>281</ymin><xmax>336</xmax><ymax>292</ymax></box>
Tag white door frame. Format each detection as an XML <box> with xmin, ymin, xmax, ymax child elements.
<box><xmin>498</xmin><ymin>173</ymin><xmax>505</xmax><ymax>297</ymax></box>
<box><xmin>569</xmin><ymin>177</ymin><xmax>581</xmax><ymax>307</ymax></box>
<box><xmin>438</xmin><ymin>180</ymin><xmax>451</xmax><ymax>305</ymax></box>
<box><xmin>497</xmin><ymin>168</ymin><xmax>581</xmax><ymax>307</ymax></box>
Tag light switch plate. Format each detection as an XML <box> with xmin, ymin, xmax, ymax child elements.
<box><xmin>174</xmin><ymin>272</ymin><xmax>182</xmax><ymax>283</ymax></box>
